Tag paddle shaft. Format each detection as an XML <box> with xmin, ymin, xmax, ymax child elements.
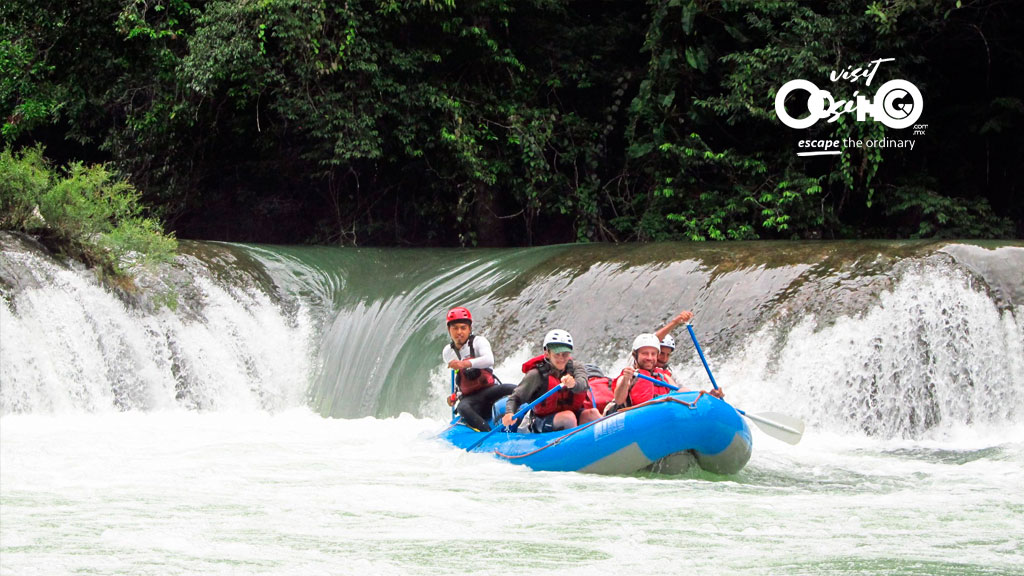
<box><xmin>686</xmin><ymin>323</ymin><xmax>720</xmax><ymax>390</ymax></box>
<box><xmin>635</xmin><ymin>372</ymin><xmax>679</xmax><ymax>391</ymax></box>
<box><xmin>684</xmin><ymin>323</ymin><xmax>805</xmax><ymax>444</ymax></box>
<box><xmin>638</xmin><ymin>358</ymin><xmax>798</xmax><ymax>438</ymax></box>
<box><xmin>450</xmin><ymin>369</ymin><xmax>456</xmax><ymax>418</ymax></box>
<box><xmin>465</xmin><ymin>380</ymin><xmax>567</xmax><ymax>451</ymax></box>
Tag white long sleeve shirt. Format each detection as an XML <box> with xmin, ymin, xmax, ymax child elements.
<box><xmin>441</xmin><ymin>334</ymin><xmax>495</xmax><ymax>370</ymax></box>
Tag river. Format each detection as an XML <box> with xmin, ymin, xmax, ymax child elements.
<box><xmin>2</xmin><ymin>235</ymin><xmax>1022</xmax><ymax>575</ymax></box>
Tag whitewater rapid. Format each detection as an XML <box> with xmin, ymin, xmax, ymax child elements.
<box><xmin>2</xmin><ymin>410</ymin><xmax>1021</xmax><ymax>575</ymax></box>
<box><xmin>2</xmin><ymin>238</ymin><xmax>1023</xmax><ymax>574</ymax></box>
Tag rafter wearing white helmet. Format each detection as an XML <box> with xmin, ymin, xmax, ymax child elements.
<box><xmin>632</xmin><ymin>333</ymin><xmax>661</xmax><ymax>352</ymax></box>
<box><xmin>660</xmin><ymin>334</ymin><xmax>676</xmax><ymax>350</ymax></box>
<box><xmin>543</xmin><ymin>329</ymin><xmax>574</xmax><ymax>354</ymax></box>
<box><xmin>657</xmin><ymin>333</ymin><xmax>678</xmax><ymax>374</ymax></box>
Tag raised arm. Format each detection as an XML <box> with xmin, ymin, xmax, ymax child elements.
<box><xmin>654</xmin><ymin>309</ymin><xmax>693</xmax><ymax>342</ymax></box>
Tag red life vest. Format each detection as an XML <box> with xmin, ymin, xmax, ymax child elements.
<box><xmin>452</xmin><ymin>334</ymin><xmax>495</xmax><ymax>395</ymax></box>
<box><xmin>521</xmin><ymin>355</ymin><xmax>586</xmax><ymax>417</ymax></box>
<box><xmin>521</xmin><ymin>354</ymin><xmax>546</xmax><ymax>374</ymax></box>
<box><xmin>615</xmin><ymin>367</ymin><xmax>672</xmax><ymax>406</ymax></box>
<box><xmin>458</xmin><ymin>368</ymin><xmax>495</xmax><ymax>395</ymax></box>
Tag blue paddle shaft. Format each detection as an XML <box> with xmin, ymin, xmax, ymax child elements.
<box><xmin>686</xmin><ymin>324</ymin><xmax>720</xmax><ymax>391</ymax></box>
<box><xmin>466</xmin><ymin>379</ymin><xmax>566</xmax><ymax>451</ymax></box>
<box><xmin>634</xmin><ymin>372</ymin><xmax>679</xmax><ymax>390</ymax></box>
<box><xmin>450</xmin><ymin>370</ymin><xmax>456</xmax><ymax>418</ymax></box>
<box><xmin>684</xmin><ymin>324</ymin><xmax>807</xmax><ymax>444</ymax></box>
<box><xmin>511</xmin><ymin>382</ymin><xmax>565</xmax><ymax>422</ymax></box>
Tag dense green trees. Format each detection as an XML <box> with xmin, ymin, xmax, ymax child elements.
<box><xmin>2</xmin><ymin>0</ymin><xmax>1020</xmax><ymax>245</ymax></box>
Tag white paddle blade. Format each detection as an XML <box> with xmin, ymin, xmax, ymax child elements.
<box><xmin>744</xmin><ymin>411</ymin><xmax>804</xmax><ymax>445</ymax></box>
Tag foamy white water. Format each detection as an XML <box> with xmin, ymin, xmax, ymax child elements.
<box><xmin>0</xmin><ymin>245</ymin><xmax>314</xmax><ymax>414</ymax></box>
<box><xmin>2</xmin><ymin>411</ymin><xmax>1022</xmax><ymax>576</ymax></box>
<box><xmin>702</xmin><ymin>265</ymin><xmax>1024</xmax><ymax>440</ymax></box>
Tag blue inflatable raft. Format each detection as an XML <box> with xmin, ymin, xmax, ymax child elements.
<box><xmin>438</xmin><ymin>391</ymin><xmax>752</xmax><ymax>475</ymax></box>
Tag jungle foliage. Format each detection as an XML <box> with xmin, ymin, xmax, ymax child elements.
<box><xmin>0</xmin><ymin>146</ymin><xmax>178</xmax><ymax>276</ymax></box>
<box><xmin>2</xmin><ymin>0</ymin><xmax>1020</xmax><ymax>245</ymax></box>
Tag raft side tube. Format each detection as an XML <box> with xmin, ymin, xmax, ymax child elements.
<box><xmin>440</xmin><ymin>392</ymin><xmax>752</xmax><ymax>475</ymax></box>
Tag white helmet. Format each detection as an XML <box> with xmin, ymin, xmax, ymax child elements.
<box><xmin>632</xmin><ymin>333</ymin><xmax>661</xmax><ymax>352</ymax></box>
<box><xmin>660</xmin><ymin>334</ymin><xmax>676</xmax><ymax>350</ymax></box>
<box><xmin>543</xmin><ymin>329</ymin><xmax>574</xmax><ymax>351</ymax></box>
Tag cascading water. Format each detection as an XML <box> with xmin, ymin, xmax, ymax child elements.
<box><xmin>2</xmin><ymin>235</ymin><xmax>1021</xmax><ymax>436</ymax></box>
<box><xmin>726</xmin><ymin>261</ymin><xmax>1023</xmax><ymax>439</ymax></box>
<box><xmin>0</xmin><ymin>234</ymin><xmax>315</xmax><ymax>414</ymax></box>
<box><xmin>2</xmin><ymin>233</ymin><xmax>1022</xmax><ymax>576</ymax></box>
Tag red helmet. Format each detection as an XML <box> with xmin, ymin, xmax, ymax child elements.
<box><xmin>446</xmin><ymin>307</ymin><xmax>472</xmax><ymax>325</ymax></box>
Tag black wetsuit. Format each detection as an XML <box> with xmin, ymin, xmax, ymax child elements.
<box><xmin>457</xmin><ymin>379</ymin><xmax>515</xmax><ymax>431</ymax></box>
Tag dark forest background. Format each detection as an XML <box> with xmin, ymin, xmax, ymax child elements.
<box><xmin>3</xmin><ymin>0</ymin><xmax>1022</xmax><ymax>246</ymax></box>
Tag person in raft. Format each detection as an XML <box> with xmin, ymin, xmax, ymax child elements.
<box><xmin>604</xmin><ymin>333</ymin><xmax>724</xmax><ymax>416</ymax></box>
<box><xmin>443</xmin><ymin>306</ymin><xmax>515</xmax><ymax>432</ymax></box>
<box><xmin>653</xmin><ymin>308</ymin><xmax>694</xmax><ymax>377</ymax></box>
<box><xmin>502</xmin><ymin>329</ymin><xmax>601</xmax><ymax>433</ymax></box>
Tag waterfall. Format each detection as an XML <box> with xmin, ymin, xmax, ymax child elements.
<box><xmin>3</xmin><ymin>232</ymin><xmax>1021</xmax><ymax>440</ymax></box>
<box><xmin>0</xmin><ymin>234</ymin><xmax>314</xmax><ymax>413</ymax></box>
<box><xmin>722</xmin><ymin>261</ymin><xmax>1023</xmax><ymax>438</ymax></box>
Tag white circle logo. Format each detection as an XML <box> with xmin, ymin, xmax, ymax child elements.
<box><xmin>874</xmin><ymin>80</ymin><xmax>923</xmax><ymax>129</ymax></box>
<box><xmin>775</xmin><ymin>78</ymin><xmax>923</xmax><ymax>129</ymax></box>
<box><xmin>775</xmin><ymin>79</ymin><xmax>824</xmax><ymax>130</ymax></box>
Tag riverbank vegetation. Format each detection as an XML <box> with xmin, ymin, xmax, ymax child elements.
<box><xmin>2</xmin><ymin>0</ymin><xmax>1020</xmax><ymax>246</ymax></box>
<box><xmin>0</xmin><ymin>146</ymin><xmax>178</xmax><ymax>278</ymax></box>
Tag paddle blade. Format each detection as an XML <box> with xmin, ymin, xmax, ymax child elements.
<box><xmin>743</xmin><ymin>411</ymin><xmax>805</xmax><ymax>445</ymax></box>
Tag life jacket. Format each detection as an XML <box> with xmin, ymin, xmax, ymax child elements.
<box><xmin>654</xmin><ymin>366</ymin><xmax>673</xmax><ymax>378</ymax></box>
<box><xmin>521</xmin><ymin>354</ymin><xmax>546</xmax><ymax>375</ymax></box>
<box><xmin>521</xmin><ymin>355</ymin><xmax>586</xmax><ymax>417</ymax></box>
<box><xmin>451</xmin><ymin>334</ymin><xmax>495</xmax><ymax>395</ymax></box>
<box><xmin>616</xmin><ymin>367</ymin><xmax>672</xmax><ymax>407</ymax></box>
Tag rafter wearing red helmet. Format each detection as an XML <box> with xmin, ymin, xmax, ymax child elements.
<box><xmin>442</xmin><ymin>306</ymin><xmax>514</xmax><ymax>431</ymax></box>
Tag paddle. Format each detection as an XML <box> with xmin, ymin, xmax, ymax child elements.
<box><xmin>465</xmin><ymin>382</ymin><xmax>566</xmax><ymax>452</ymax></box>
<box><xmin>682</xmin><ymin>324</ymin><xmax>805</xmax><ymax>445</ymax></box>
<box><xmin>736</xmin><ymin>410</ymin><xmax>804</xmax><ymax>445</ymax></box>
<box><xmin>635</xmin><ymin>371</ymin><xmax>680</xmax><ymax>392</ymax></box>
<box><xmin>636</xmin><ymin>370</ymin><xmax>803</xmax><ymax>444</ymax></box>
<box><xmin>450</xmin><ymin>369</ymin><xmax>456</xmax><ymax>418</ymax></box>
<box><xmin>685</xmin><ymin>324</ymin><xmax>720</xmax><ymax>390</ymax></box>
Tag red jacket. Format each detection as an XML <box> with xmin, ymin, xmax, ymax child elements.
<box><xmin>614</xmin><ymin>367</ymin><xmax>672</xmax><ymax>406</ymax></box>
